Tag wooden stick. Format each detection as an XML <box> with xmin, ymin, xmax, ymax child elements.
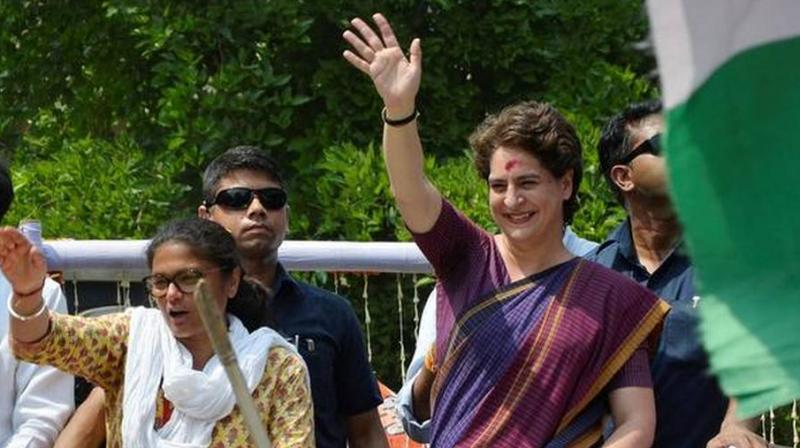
<box><xmin>194</xmin><ymin>279</ymin><xmax>272</xmax><ymax>448</ymax></box>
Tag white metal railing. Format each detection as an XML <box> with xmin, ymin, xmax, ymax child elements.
<box><xmin>43</xmin><ymin>239</ymin><xmax>433</xmax><ymax>281</ymax></box>
<box><xmin>21</xmin><ymin>220</ymin><xmax>432</xmax><ymax>280</ymax></box>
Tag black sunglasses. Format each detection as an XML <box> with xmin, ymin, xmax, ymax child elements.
<box><xmin>619</xmin><ymin>133</ymin><xmax>662</xmax><ymax>165</ymax></box>
<box><xmin>206</xmin><ymin>187</ymin><xmax>287</xmax><ymax>210</ymax></box>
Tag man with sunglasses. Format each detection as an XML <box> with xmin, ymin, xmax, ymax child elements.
<box><xmin>198</xmin><ymin>146</ymin><xmax>388</xmax><ymax>448</ymax></box>
<box><xmin>66</xmin><ymin>146</ymin><xmax>388</xmax><ymax>448</ymax></box>
<box><xmin>590</xmin><ymin>100</ymin><xmax>764</xmax><ymax>448</ymax></box>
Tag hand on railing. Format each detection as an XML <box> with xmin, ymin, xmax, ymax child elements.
<box><xmin>706</xmin><ymin>426</ymin><xmax>770</xmax><ymax>448</ymax></box>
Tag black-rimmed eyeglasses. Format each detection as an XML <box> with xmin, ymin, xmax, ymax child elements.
<box><xmin>143</xmin><ymin>267</ymin><xmax>230</xmax><ymax>299</ymax></box>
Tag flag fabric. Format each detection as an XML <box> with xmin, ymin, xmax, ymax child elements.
<box><xmin>647</xmin><ymin>0</ymin><xmax>800</xmax><ymax>417</ymax></box>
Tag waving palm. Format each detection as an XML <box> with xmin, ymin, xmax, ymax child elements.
<box><xmin>343</xmin><ymin>13</ymin><xmax>421</xmax><ymax>113</ymax></box>
<box><xmin>0</xmin><ymin>227</ymin><xmax>47</xmax><ymax>295</ymax></box>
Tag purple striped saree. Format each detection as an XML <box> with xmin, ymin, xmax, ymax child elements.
<box><xmin>413</xmin><ymin>201</ymin><xmax>669</xmax><ymax>448</ymax></box>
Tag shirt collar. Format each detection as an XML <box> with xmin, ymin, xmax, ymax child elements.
<box><xmin>271</xmin><ymin>263</ymin><xmax>300</xmax><ymax>299</ymax></box>
<box><xmin>608</xmin><ymin>218</ymin><xmax>638</xmax><ymax>265</ymax></box>
<box><xmin>608</xmin><ymin>218</ymin><xmax>690</xmax><ymax>269</ymax></box>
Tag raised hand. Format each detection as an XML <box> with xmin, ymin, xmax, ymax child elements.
<box><xmin>343</xmin><ymin>13</ymin><xmax>421</xmax><ymax>116</ymax></box>
<box><xmin>0</xmin><ymin>227</ymin><xmax>47</xmax><ymax>296</ymax></box>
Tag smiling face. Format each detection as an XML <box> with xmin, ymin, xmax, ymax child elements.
<box><xmin>199</xmin><ymin>169</ymin><xmax>289</xmax><ymax>260</ymax></box>
<box><xmin>488</xmin><ymin>146</ymin><xmax>573</xmax><ymax>247</ymax></box>
<box><xmin>149</xmin><ymin>242</ymin><xmax>239</xmax><ymax>345</ymax></box>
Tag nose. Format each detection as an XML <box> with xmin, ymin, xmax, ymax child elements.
<box><xmin>246</xmin><ymin>194</ymin><xmax>268</xmax><ymax>219</ymax></box>
<box><xmin>164</xmin><ymin>282</ymin><xmax>184</xmax><ymax>303</ymax></box>
<box><xmin>503</xmin><ymin>186</ymin><xmax>522</xmax><ymax>208</ymax></box>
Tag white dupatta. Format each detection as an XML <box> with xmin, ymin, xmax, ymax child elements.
<box><xmin>120</xmin><ymin>307</ymin><xmax>294</xmax><ymax>447</ymax></box>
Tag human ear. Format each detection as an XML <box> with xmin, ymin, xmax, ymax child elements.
<box><xmin>284</xmin><ymin>205</ymin><xmax>291</xmax><ymax>236</ymax></box>
<box><xmin>560</xmin><ymin>169</ymin><xmax>574</xmax><ymax>200</ymax></box>
<box><xmin>227</xmin><ymin>266</ymin><xmax>242</xmax><ymax>299</ymax></box>
<box><xmin>198</xmin><ymin>204</ymin><xmax>211</xmax><ymax>219</ymax></box>
<box><xmin>610</xmin><ymin>165</ymin><xmax>634</xmax><ymax>193</ymax></box>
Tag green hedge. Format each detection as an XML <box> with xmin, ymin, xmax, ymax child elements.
<box><xmin>1</xmin><ymin>0</ymin><xmax>656</xmax><ymax>390</ymax></box>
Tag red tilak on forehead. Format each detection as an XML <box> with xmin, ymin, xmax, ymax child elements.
<box><xmin>504</xmin><ymin>159</ymin><xmax>520</xmax><ymax>172</ymax></box>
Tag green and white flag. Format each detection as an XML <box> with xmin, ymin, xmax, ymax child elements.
<box><xmin>647</xmin><ymin>1</ymin><xmax>800</xmax><ymax>416</ymax></box>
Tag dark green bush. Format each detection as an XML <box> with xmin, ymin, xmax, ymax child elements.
<box><xmin>1</xmin><ymin>0</ymin><xmax>664</xmax><ymax>394</ymax></box>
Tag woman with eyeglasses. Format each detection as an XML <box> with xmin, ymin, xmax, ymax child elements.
<box><xmin>343</xmin><ymin>14</ymin><xmax>670</xmax><ymax>448</ymax></box>
<box><xmin>0</xmin><ymin>218</ymin><xmax>314</xmax><ymax>447</ymax></box>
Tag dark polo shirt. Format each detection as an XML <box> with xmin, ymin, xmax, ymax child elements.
<box><xmin>270</xmin><ymin>264</ymin><xmax>382</xmax><ymax>448</ymax></box>
<box><xmin>587</xmin><ymin>220</ymin><xmax>728</xmax><ymax>448</ymax></box>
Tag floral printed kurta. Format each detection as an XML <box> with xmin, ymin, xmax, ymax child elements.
<box><xmin>13</xmin><ymin>312</ymin><xmax>314</xmax><ymax>447</ymax></box>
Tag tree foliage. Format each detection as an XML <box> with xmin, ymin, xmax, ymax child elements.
<box><xmin>0</xmin><ymin>0</ymin><xmax>659</xmax><ymax>389</ymax></box>
<box><xmin>1</xmin><ymin>0</ymin><xmax>655</xmax><ymax>239</ymax></box>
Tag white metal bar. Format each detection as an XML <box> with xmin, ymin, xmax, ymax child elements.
<box><xmin>43</xmin><ymin>240</ymin><xmax>433</xmax><ymax>281</ymax></box>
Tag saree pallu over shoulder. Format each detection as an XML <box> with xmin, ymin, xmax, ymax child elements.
<box><xmin>430</xmin><ymin>259</ymin><xmax>669</xmax><ymax>448</ymax></box>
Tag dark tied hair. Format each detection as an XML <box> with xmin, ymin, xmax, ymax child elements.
<box><xmin>202</xmin><ymin>146</ymin><xmax>285</xmax><ymax>205</ymax></box>
<box><xmin>469</xmin><ymin>101</ymin><xmax>583</xmax><ymax>225</ymax></box>
<box><xmin>146</xmin><ymin>217</ymin><xmax>275</xmax><ymax>331</ymax></box>
<box><xmin>0</xmin><ymin>159</ymin><xmax>14</xmax><ymax>222</ymax></box>
<box><xmin>598</xmin><ymin>99</ymin><xmax>663</xmax><ymax>205</ymax></box>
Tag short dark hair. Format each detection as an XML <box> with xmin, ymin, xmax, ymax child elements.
<box><xmin>0</xmin><ymin>160</ymin><xmax>13</xmax><ymax>222</ymax></box>
<box><xmin>598</xmin><ymin>100</ymin><xmax>663</xmax><ymax>204</ymax></box>
<box><xmin>202</xmin><ymin>146</ymin><xmax>285</xmax><ymax>204</ymax></box>
<box><xmin>146</xmin><ymin>217</ymin><xmax>275</xmax><ymax>330</ymax></box>
<box><xmin>469</xmin><ymin>101</ymin><xmax>583</xmax><ymax>224</ymax></box>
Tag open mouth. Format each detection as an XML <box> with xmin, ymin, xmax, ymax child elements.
<box><xmin>168</xmin><ymin>310</ymin><xmax>189</xmax><ymax>318</ymax></box>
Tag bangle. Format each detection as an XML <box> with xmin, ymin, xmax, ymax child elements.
<box><xmin>7</xmin><ymin>297</ymin><xmax>48</xmax><ymax>321</ymax></box>
<box><xmin>14</xmin><ymin>279</ymin><xmax>45</xmax><ymax>298</ymax></box>
<box><xmin>382</xmin><ymin>107</ymin><xmax>419</xmax><ymax>127</ymax></box>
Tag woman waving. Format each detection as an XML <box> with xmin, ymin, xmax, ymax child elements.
<box><xmin>344</xmin><ymin>14</ymin><xmax>668</xmax><ymax>448</ymax></box>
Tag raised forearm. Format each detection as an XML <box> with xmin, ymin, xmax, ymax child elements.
<box><xmin>341</xmin><ymin>13</ymin><xmax>441</xmax><ymax>233</ymax></box>
<box><xmin>9</xmin><ymin>290</ymin><xmax>51</xmax><ymax>343</ymax></box>
<box><xmin>382</xmin><ymin>112</ymin><xmax>442</xmax><ymax>233</ymax></box>
<box><xmin>382</xmin><ymin>106</ymin><xmax>425</xmax><ymax>200</ymax></box>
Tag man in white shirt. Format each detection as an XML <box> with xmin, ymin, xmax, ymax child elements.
<box><xmin>0</xmin><ymin>161</ymin><xmax>73</xmax><ymax>448</ymax></box>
